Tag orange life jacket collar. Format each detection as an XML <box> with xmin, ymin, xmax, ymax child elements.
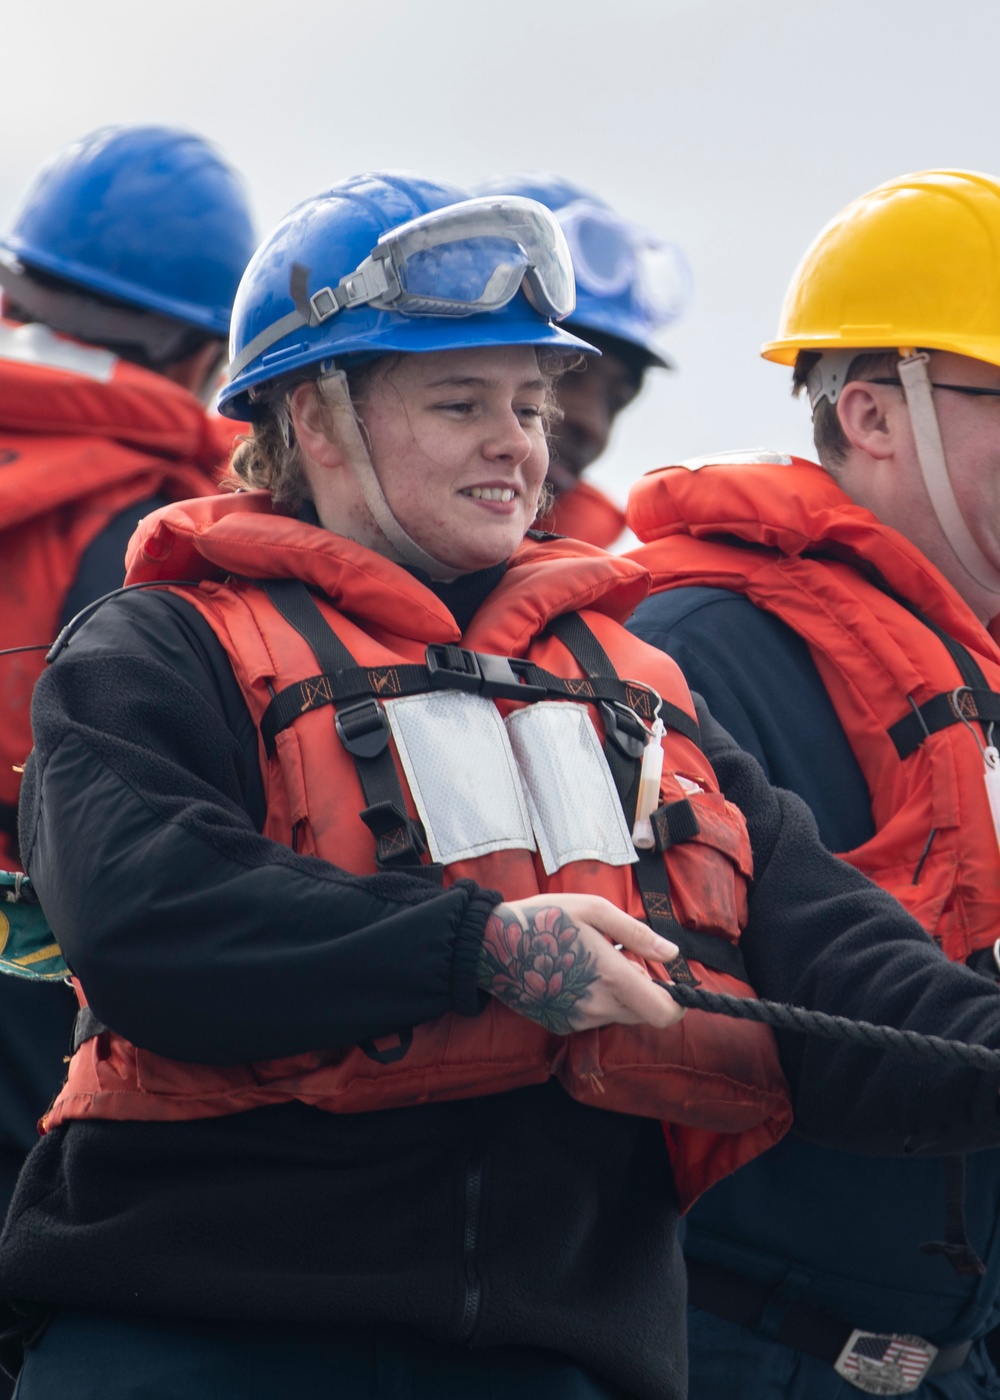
<box><xmin>628</xmin><ymin>453</ymin><xmax>1000</xmax><ymax>958</ymax></box>
<box><xmin>541</xmin><ymin>479</ymin><xmax>627</xmax><ymax>550</ymax></box>
<box><xmin>127</xmin><ymin>493</ymin><xmax>652</xmax><ymax>648</ymax></box>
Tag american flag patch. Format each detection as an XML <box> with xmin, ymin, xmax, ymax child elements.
<box><xmin>834</xmin><ymin>1329</ymin><xmax>937</xmax><ymax>1395</ymax></box>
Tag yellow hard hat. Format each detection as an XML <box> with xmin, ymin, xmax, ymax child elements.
<box><xmin>762</xmin><ymin>169</ymin><xmax>1000</xmax><ymax>370</ymax></box>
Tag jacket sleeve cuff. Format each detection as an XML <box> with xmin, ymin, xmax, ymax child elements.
<box><xmin>451</xmin><ymin>886</ymin><xmax>502</xmax><ymax>1017</ymax></box>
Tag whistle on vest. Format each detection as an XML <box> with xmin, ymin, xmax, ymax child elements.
<box><xmin>632</xmin><ymin>718</ymin><xmax>666</xmax><ymax>851</ymax></box>
<box><xmin>983</xmin><ymin>746</ymin><xmax>1000</xmax><ymax>855</ymax></box>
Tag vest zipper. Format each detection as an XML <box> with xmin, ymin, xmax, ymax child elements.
<box><xmin>457</xmin><ymin>1154</ymin><xmax>485</xmax><ymax>1341</ymax></box>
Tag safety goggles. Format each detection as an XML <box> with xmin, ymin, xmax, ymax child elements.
<box><xmin>556</xmin><ymin>199</ymin><xmax>691</xmax><ymax>327</ymax></box>
<box><xmin>310</xmin><ymin>195</ymin><xmax>575</xmax><ymax>324</ymax></box>
<box><xmin>229</xmin><ymin>197</ymin><xmax>577</xmax><ymax>381</ymax></box>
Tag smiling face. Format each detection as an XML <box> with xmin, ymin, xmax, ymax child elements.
<box><xmin>346</xmin><ymin>345</ymin><xmax>551</xmax><ymax>573</ymax></box>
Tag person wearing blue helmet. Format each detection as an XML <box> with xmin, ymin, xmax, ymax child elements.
<box><xmin>0</xmin><ymin>124</ymin><xmax>256</xmax><ymax>872</ymax></box>
<box><xmin>0</xmin><ymin>122</ymin><xmax>256</xmax><ymax>1350</ymax></box>
<box><xmin>11</xmin><ymin>169</ymin><xmax>1000</xmax><ymax>1400</ymax></box>
<box><xmin>474</xmin><ymin>175</ymin><xmax>690</xmax><ymax>548</ymax></box>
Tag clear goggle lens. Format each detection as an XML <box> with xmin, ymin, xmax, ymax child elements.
<box><xmin>374</xmin><ymin>196</ymin><xmax>576</xmax><ymax>321</ymax></box>
<box><xmin>557</xmin><ymin>200</ymin><xmax>692</xmax><ymax>328</ymax></box>
<box><xmin>635</xmin><ymin>240</ymin><xmax>692</xmax><ymax>326</ymax></box>
<box><xmin>395</xmin><ymin>236</ymin><xmax>531</xmax><ymax>313</ymax></box>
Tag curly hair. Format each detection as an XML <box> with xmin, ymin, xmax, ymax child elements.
<box><xmin>227</xmin><ymin>360</ymin><xmax>385</xmax><ymax>509</ymax></box>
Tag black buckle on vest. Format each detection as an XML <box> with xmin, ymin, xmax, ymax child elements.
<box><xmin>600</xmin><ymin>700</ymin><xmax>647</xmax><ymax>759</ymax></box>
<box><xmin>335</xmin><ymin>699</ymin><xmax>391</xmax><ymax>758</ymax></box>
<box><xmin>425</xmin><ymin>645</ymin><xmax>547</xmax><ymax>701</ymax></box>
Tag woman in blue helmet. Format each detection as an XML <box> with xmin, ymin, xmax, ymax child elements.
<box><xmin>8</xmin><ymin>171</ymin><xmax>1000</xmax><ymax>1400</ymax></box>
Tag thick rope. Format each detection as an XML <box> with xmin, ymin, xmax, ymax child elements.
<box><xmin>659</xmin><ymin>981</ymin><xmax>1000</xmax><ymax>1073</ymax></box>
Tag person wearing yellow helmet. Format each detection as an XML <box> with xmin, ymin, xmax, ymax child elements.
<box><xmin>625</xmin><ymin>169</ymin><xmax>1000</xmax><ymax>1399</ymax></box>
<box><xmin>764</xmin><ymin>167</ymin><xmax>1000</xmax><ymax>620</ymax></box>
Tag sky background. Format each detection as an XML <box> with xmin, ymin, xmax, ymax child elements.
<box><xmin>2</xmin><ymin>0</ymin><xmax>996</xmax><ymax>529</ymax></box>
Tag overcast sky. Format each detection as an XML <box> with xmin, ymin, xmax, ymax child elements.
<box><xmin>3</xmin><ymin>0</ymin><xmax>997</xmax><ymax>523</ymax></box>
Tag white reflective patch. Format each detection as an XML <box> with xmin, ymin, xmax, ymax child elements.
<box><xmin>678</xmin><ymin>449</ymin><xmax>793</xmax><ymax>471</ymax></box>
<box><xmin>0</xmin><ymin>322</ymin><xmax>116</xmax><ymax>382</ymax></box>
<box><xmin>506</xmin><ymin>703</ymin><xmax>637</xmax><ymax>875</ymax></box>
<box><xmin>383</xmin><ymin>692</ymin><xmax>535</xmax><ymax>865</ymax></box>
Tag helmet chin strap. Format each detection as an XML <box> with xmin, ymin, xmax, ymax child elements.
<box><xmin>319</xmin><ymin>370</ymin><xmax>464</xmax><ymax>582</ymax></box>
<box><xmin>896</xmin><ymin>350</ymin><xmax>1000</xmax><ymax>597</ymax></box>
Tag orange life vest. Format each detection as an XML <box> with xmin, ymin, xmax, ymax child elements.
<box><xmin>0</xmin><ymin>319</ymin><xmax>234</xmax><ymax>867</ymax></box>
<box><xmin>628</xmin><ymin>453</ymin><xmax>1000</xmax><ymax>961</ymax></box>
<box><xmin>541</xmin><ymin>479</ymin><xmax>627</xmax><ymax>549</ymax></box>
<box><xmin>44</xmin><ymin>492</ymin><xmax>792</xmax><ymax>1209</ymax></box>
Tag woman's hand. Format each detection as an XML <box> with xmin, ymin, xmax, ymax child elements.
<box><xmin>477</xmin><ymin>895</ymin><xmax>686</xmax><ymax>1034</ymax></box>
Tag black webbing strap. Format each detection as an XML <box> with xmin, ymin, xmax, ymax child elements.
<box><xmin>920</xmin><ymin>1154</ymin><xmax>987</xmax><ymax>1277</ymax></box>
<box><xmin>260</xmin><ymin>658</ymin><xmax>428</xmax><ymax>756</ymax></box>
<box><xmin>545</xmin><ymin>616</ymin><xmax>746</xmax><ymax>982</ymax></box>
<box><xmin>686</xmin><ymin>1258</ymin><xmax>973</xmax><ymax>1375</ymax></box>
<box><xmin>890</xmin><ymin>689</ymin><xmax>1000</xmax><ymax>759</ymax></box>
<box><xmin>0</xmin><ymin>802</ymin><xmax>17</xmax><ymax>844</ymax></box>
<box><xmin>258</xmin><ymin>639</ymin><xmax>659</xmax><ymax>758</ymax></box>
<box><xmin>260</xmin><ymin>580</ymin><xmax>429</xmax><ymax>872</ymax></box>
<box><xmin>851</xmin><ymin>580</ymin><xmax>1000</xmax><ymax>759</ymax></box>
<box><xmin>546</xmin><ymin>614</ymin><xmax>645</xmax><ymax>817</ymax></box>
<box><xmin>544</xmin><ymin>612</ymin><xmax>702</xmax><ymax>749</ymax></box>
<box><xmin>652</xmin><ymin>798</ymin><xmax>701</xmax><ymax>848</ymax></box>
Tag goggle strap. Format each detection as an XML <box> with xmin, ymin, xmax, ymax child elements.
<box><xmin>232</xmin><ymin>256</ymin><xmax>398</xmax><ymax>383</ymax></box>
<box><xmin>230</xmin><ymin>307</ymin><xmax>308</xmax><ymax>381</ymax></box>
<box><xmin>319</xmin><ymin>253</ymin><xmax>397</xmax><ymax>319</ymax></box>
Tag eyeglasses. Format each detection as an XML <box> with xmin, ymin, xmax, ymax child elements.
<box><xmin>866</xmin><ymin>378</ymin><xmax>1000</xmax><ymax>399</ymax></box>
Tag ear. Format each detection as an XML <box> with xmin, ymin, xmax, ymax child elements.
<box><xmin>288</xmin><ymin>382</ymin><xmax>346</xmax><ymax>471</ymax></box>
<box><xmin>835</xmin><ymin>380</ymin><xmax>903</xmax><ymax>461</ymax></box>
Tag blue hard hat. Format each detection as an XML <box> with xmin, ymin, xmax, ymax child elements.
<box><xmin>218</xmin><ymin>170</ymin><xmax>595</xmax><ymax>420</ymax></box>
<box><xmin>0</xmin><ymin>125</ymin><xmax>257</xmax><ymax>336</ymax></box>
<box><xmin>474</xmin><ymin>173</ymin><xmax>691</xmax><ymax>370</ymax></box>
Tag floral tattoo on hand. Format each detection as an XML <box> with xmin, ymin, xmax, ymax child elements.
<box><xmin>477</xmin><ymin>904</ymin><xmax>598</xmax><ymax>1033</ymax></box>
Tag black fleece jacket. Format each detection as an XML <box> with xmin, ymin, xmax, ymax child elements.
<box><xmin>5</xmin><ymin>586</ymin><xmax>1000</xmax><ymax>1400</ymax></box>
